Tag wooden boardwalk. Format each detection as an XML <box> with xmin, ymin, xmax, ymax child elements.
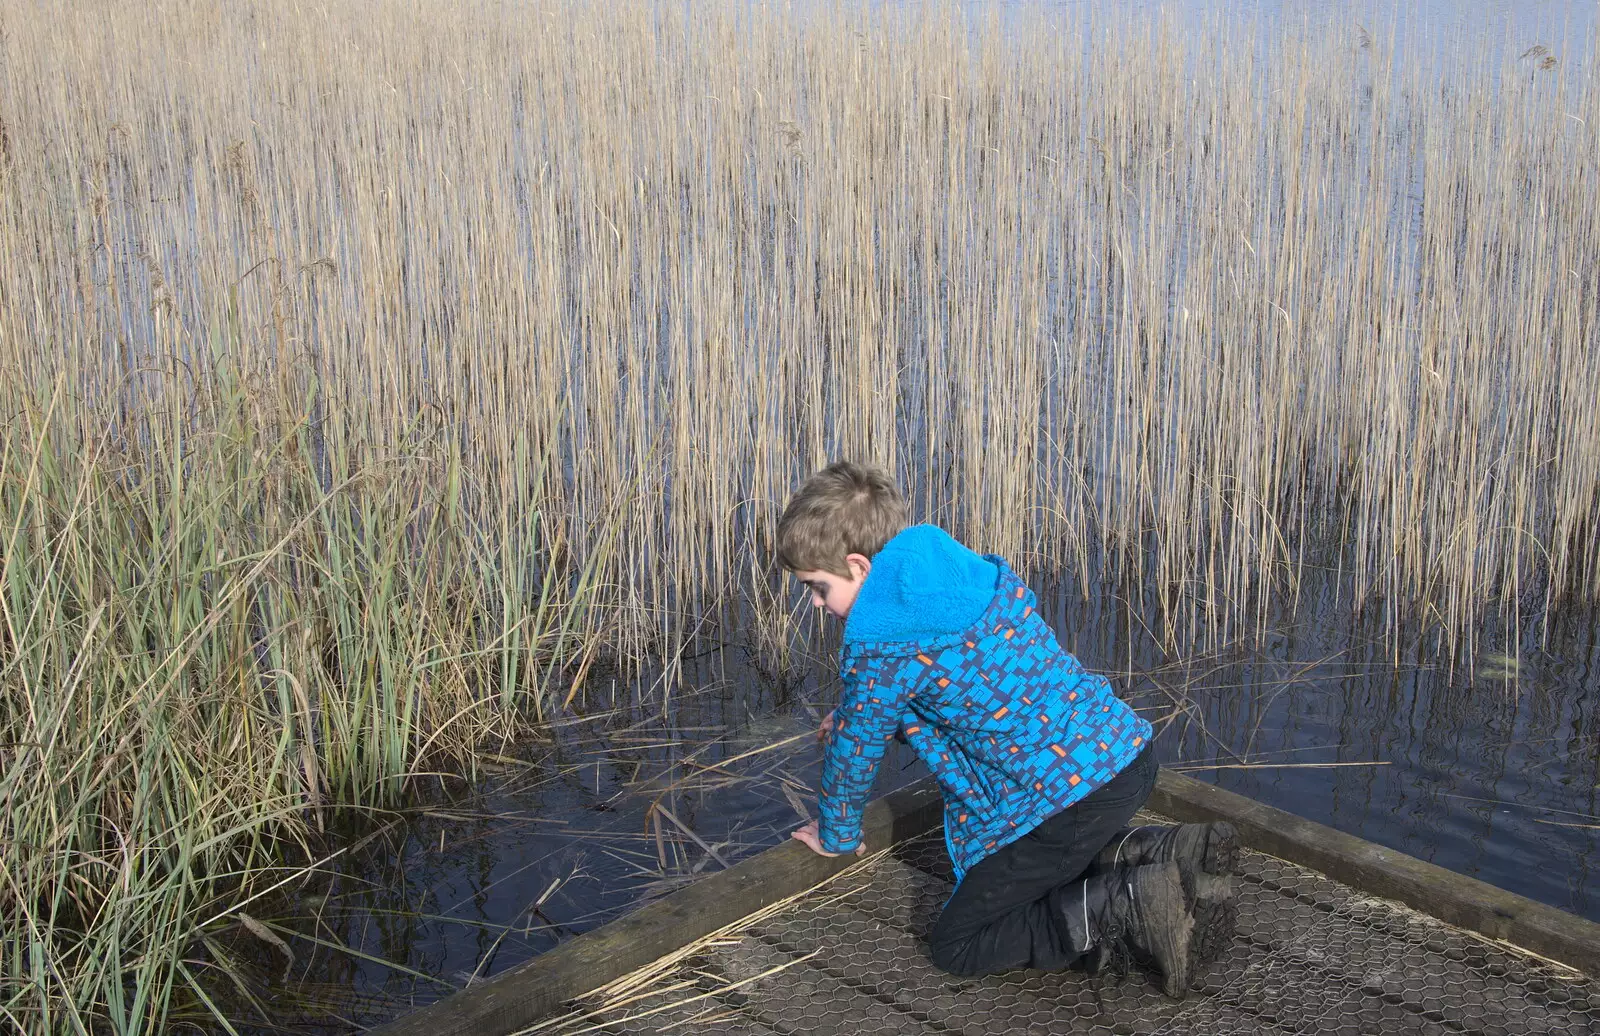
<box><xmin>372</xmin><ymin>775</ymin><xmax>1600</xmax><ymax>1036</ymax></box>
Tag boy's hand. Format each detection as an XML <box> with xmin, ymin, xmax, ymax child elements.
<box><xmin>817</xmin><ymin>709</ymin><xmax>837</xmax><ymax>743</ymax></box>
<box><xmin>790</xmin><ymin>819</ymin><xmax>865</xmax><ymax>857</ymax></box>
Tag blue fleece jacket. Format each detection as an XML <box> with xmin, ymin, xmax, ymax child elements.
<box><xmin>819</xmin><ymin>525</ymin><xmax>1152</xmax><ymax>882</ymax></box>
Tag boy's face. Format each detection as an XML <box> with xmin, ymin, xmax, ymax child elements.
<box><xmin>792</xmin><ymin>553</ymin><xmax>872</xmax><ymax>621</ymax></box>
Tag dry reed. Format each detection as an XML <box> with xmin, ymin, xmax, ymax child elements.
<box><xmin>0</xmin><ymin>0</ymin><xmax>1597</xmax><ymax>1030</ymax></box>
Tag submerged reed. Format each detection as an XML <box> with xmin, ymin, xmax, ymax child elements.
<box><xmin>0</xmin><ymin>0</ymin><xmax>1596</xmax><ymax>1029</ymax></box>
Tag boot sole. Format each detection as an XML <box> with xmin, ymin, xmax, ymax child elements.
<box><xmin>1164</xmin><ymin>828</ymin><xmax>1240</xmax><ymax>992</ymax></box>
<box><xmin>1192</xmin><ymin>871</ymin><xmax>1232</xmax><ymax>904</ymax></box>
<box><xmin>1192</xmin><ymin>825</ymin><xmax>1240</xmax><ymax>978</ymax></box>
<box><xmin>1167</xmin><ymin>841</ymin><xmax>1237</xmax><ymax>912</ymax></box>
<box><xmin>1198</xmin><ymin>822</ymin><xmax>1241</xmax><ymax>877</ymax></box>
<box><xmin>1188</xmin><ymin>886</ymin><xmax>1239</xmax><ymax>977</ymax></box>
<box><xmin>1131</xmin><ymin>861</ymin><xmax>1196</xmax><ymax>999</ymax></box>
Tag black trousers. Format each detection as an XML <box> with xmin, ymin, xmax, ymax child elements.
<box><xmin>928</xmin><ymin>745</ymin><xmax>1158</xmax><ymax>977</ymax></box>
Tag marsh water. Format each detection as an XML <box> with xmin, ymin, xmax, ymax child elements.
<box><xmin>242</xmin><ymin>2</ymin><xmax>1600</xmax><ymax>1030</ymax></box>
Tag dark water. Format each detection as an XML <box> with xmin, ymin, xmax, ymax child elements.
<box><xmin>243</xmin><ymin>553</ymin><xmax>1599</xmax><ymax>1032</ymax></box>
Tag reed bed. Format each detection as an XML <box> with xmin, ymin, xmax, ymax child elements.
<box><xmin>1</xmin><ymin>0</ymin><xmax>1598</xmax><ymax>1030</ymax></box>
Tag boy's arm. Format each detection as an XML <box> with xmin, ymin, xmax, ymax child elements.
<box><xmin>817</xmin><ymin>654</ymin><xmax>919</xmax><ymax>853</ymax></box>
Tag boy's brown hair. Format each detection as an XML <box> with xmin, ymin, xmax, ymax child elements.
<box><xmin>777</xmin><ymin>461</ymin><xmax>908</xmax><ymax>577</ymax></box>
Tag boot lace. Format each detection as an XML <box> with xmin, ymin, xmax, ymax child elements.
<box><xmin>1079</xmin><ymin>879</ymin><xmax>1137</xmax><ymax>988</ymax></box>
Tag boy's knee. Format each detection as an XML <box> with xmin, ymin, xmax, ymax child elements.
<box><xmin>927</xmin><ymin>930</ymin><xmax>983</xmax><ymax>978</ymax></box>
<box><xmin>928</xmin><ymin>939</ymin><xmax>965</xmax><ymax>976</ymax></box>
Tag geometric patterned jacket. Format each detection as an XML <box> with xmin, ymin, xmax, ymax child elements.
<box><xmin>817</xmin><ymin>530</ymin><xmax>1152</xmax><ymax>883</ymax></box>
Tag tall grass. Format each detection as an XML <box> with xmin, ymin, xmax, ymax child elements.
<box><xmin>0</xmin><ymin>0</ymin><xmax>1597</xmax><ymax>1029</ymax></box>
<box><xmin>0</xmin><ymin>366</ymin><xmax>615</xmax><ymax>1030</ymax></box>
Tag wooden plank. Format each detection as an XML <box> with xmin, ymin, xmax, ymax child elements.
<box><xmin>1148</xmin><ymin>769</ymin><xmax>1600</xmax><ymax>977</ymax></box>
<box><xmin>367</xmin><ymin>779</ymin><xmax>944</xmax><ymax>1036</ymax></box>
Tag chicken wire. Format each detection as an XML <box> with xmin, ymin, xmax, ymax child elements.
<box><xmin>534</xmin><ymin>814</ymin><xmax>1599</xmax><ymax>1036</ymax></box>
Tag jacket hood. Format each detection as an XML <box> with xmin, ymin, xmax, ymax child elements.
<box><xmin>842</xmin><ymin>525</ymin><xmax>1001</xmax><ymax>652</ymax></box>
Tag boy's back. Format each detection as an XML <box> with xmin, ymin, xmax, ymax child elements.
<box><xmin>817</xmin><ymin>524</ymin><xmax>1151</xmax><ymax>881</ymax></box>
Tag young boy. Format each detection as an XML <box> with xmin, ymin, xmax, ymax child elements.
<box><xmin>779</xmin><ymin>461</ymin><xmax>1237</xmax><ymax>997</ymax></box>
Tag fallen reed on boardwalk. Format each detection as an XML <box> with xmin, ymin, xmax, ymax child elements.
<box><xmin>0</xmin><ymin>0</ymin><xmax>1597</xmax><ymax>1030</ymax></box>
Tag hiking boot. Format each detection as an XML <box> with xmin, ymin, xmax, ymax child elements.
<box><xmin>1056</xmin><ymin>861</ymin><xmax>1195</xmax><ymax>998</ymax></box>
<box><xmin>1091</xmin><ymin>822</ymin><xmax>1240</xmax><ymax>969</ymax></box>
<box><xmin>1095</xmin><ymin>822</ymin><xmax>1240</xmax><ymax>884</ymax></box>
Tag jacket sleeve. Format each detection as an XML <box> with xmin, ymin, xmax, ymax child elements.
<box><xmin>818</xmin><ymin>653</ymin><xmax>920</xmax><ymax>853</ymax></box>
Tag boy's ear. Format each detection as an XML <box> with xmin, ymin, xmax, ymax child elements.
<box><xmin>845</xmin><ymin>553</ymin><xmax>872</xmax><ymax>582</ymax></box>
